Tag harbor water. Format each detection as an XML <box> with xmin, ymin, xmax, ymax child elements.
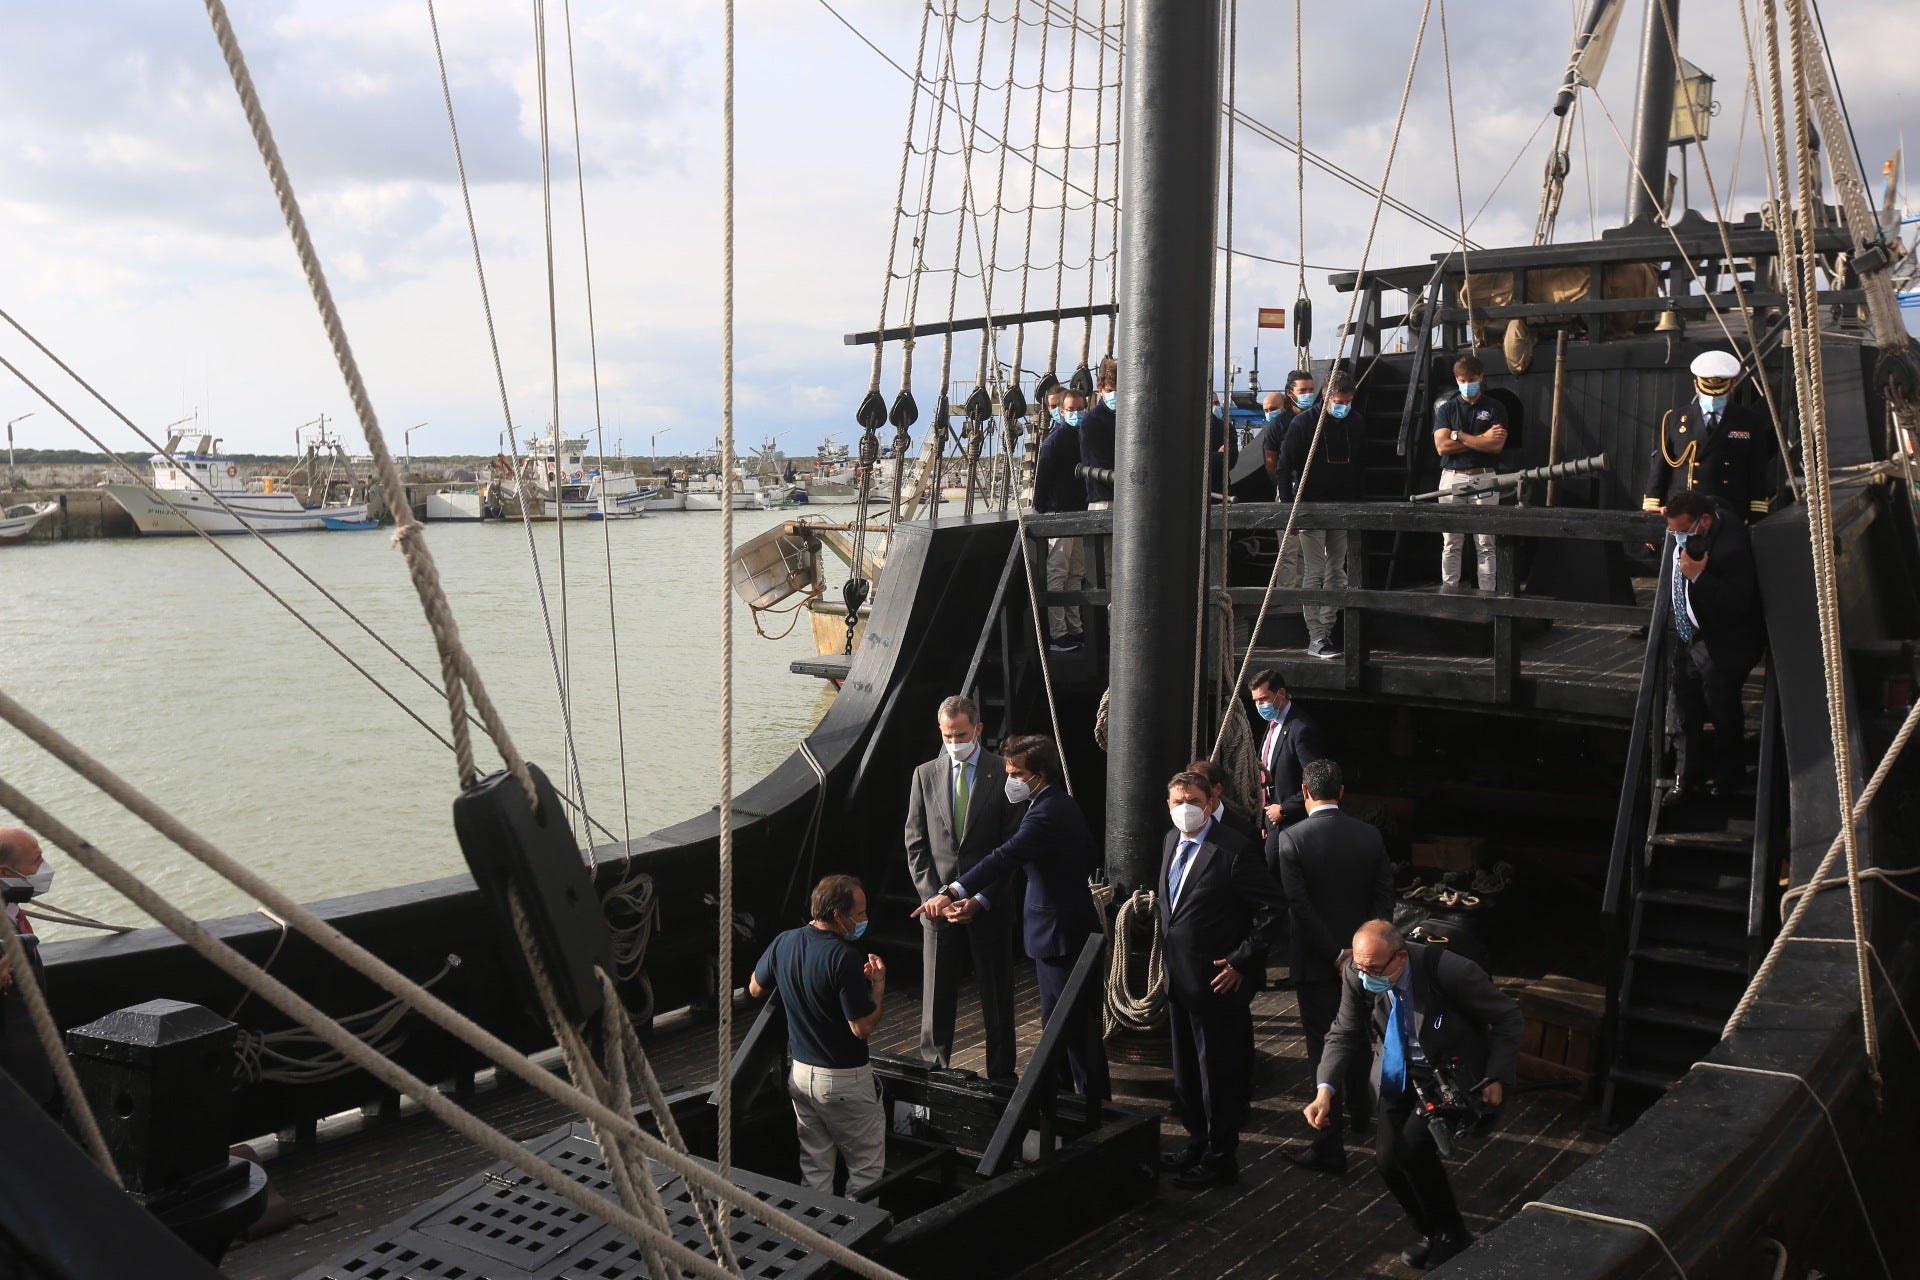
<box><xmin>1</xmin><ymin>507</ymin><xmax>832</xmax><ymax>938</ymax></box>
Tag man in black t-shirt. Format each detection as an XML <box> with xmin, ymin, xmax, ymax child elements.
<box><xmin>750</xmin><ymin>875</ymin><xmax>889</xmax><ymax>1196</ymax></box>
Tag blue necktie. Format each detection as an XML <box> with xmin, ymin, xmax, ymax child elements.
<box><xmin>1381</xmin><ymin>989</ymin><xmax>1410</xmax><ymax>1102</ymax></box>
<box><xmin>1168</xmin><ymin>839</ymin><xmax>1198</xmax><ymax>906</ymax></box>
<box><xmin>1672</xmin><ymin>555</ymin><xmax>1695</xmax><ymax>644</ymax></box>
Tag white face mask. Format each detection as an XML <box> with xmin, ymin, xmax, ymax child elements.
<box><xmin>1170</xmin><ymin>802</ymin><xmax>1207</xmax><ymax>836</ymax></box>
<box><xmin>943</xmin><ymin>738</ymin><xmax>975</xmax><ymax>764</ymax></box>
<box><xmin>6</xmin><ymin>868</ymin><xmax>52</xmax><ymax>898</ymax></box>
<box><xmin>1004</xmin><ymin>776</ymin><xmax>1032</xmax><ymax>804</ymax></box>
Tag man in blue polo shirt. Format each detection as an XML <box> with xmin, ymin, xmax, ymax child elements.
<box><xmin>750</xmin><ymin>874</ymin><xmax>889</xmax><ymax>1196</ymax></box>
<box><xmin>1431</xmin><ymin>353</ymin><xmax>1508</xmax><ymax>591</ymax></box>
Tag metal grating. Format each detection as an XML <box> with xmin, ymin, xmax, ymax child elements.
<box><xmin>298</xmin><ymin>1122</ymin><xmax>890</xmax><ymax>1280</ymax></box>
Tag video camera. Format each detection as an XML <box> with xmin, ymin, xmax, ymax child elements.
<box><xmin>1408</xmin><ymin>1061</ymin><xmax>1493</xmax><ymax>1157</ymax></box>
<box><xmin>0</xmin><ymin>876</ymin><xmax>37</xmax><ymax>906</ymax></box>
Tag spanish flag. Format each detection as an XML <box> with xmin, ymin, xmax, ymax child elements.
<box><xmin>1257</xmin><ymin>308</ymin><xmax>1287</xmax><ymax>329</ymax></box>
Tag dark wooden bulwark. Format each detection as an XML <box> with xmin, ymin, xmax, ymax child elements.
<box><xmin>1028</xmin><ymin>502</ymin><xmax>1662</xmax><ymax>725</ymax></box>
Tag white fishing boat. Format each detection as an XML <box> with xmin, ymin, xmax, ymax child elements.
<box><xmin>683</xmin><ymin>465</ymin><xmax>774</xmax><ymax>511</ymax></box>
<box><xmin>423</xmin><ymin>485</ymin><xmax>502</xmax><ymax>522</ymax></box>
<box><xmin>0</xmin><ymin>500</ymin><xmax>58</xmax><ymax>544</ymax></box>
<box><xmin>799</xmin><ymin>438</ymin><xmax>861</xmax><ymax>505</ymax></box>
<box><xmin>638</xmin><ymin>480</ymin><xmax>686</xmax><ymax>511</ymax></box>
<box><xmin>508</xmin><ymin>428</ymin><xmax>646</xmax><ymax>519</ymax></box>
<box><xmin>100</xmin><ymin>427</ymin><xmax>371</xmax><ymax>535</ymax></box>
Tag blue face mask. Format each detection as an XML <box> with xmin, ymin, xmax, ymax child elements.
<box><xmin>1459</xmin><ymin>381</ymin><xmax>1482</xmax><ymax>399</ymax></box>
<box><xmin>1264</xmin><ymin>409</ymin><xmax>1285</xmax><ymax>424</ymax></box>
<box><xmin>1700</xmin><ymin>393</ymin><xmax>1728</xmax><ymax>414</ymax></box>
<box><xmin>1050</xmin><ymin>408</ymin><xmax>1063</xmax><ymax>425</ymax></box>
<box><xmin>1256</xmin><ymin>702</ymin><xmax>1282</xmax><ymax>722</ymax></box>
<box><xmin>1295</xmin><ymin>391</ymin><xmax>1316</xmax><ymax>409</ymax></box>
<box><xmin>1328</xmin><ymin>401</ymin><xmax>1352</xmax><ymax>420</ymax></box>
<box><xmin>1063</xmin><ymin>409</ymin><xmax>1085</xmax><ymax>427</ymax></box>
<box><xmin>1103</xmin><ymin>393</ymin><xmax>1116</xmax><ymax>410</ymax></box>
<box><xmin>1360</xmin><ymin>971</ymin><xmax>1394</xmax><ymax>994</ymax></box>
<box><xmin>846</xmin><ymin>919</ymin><xmax>869</xmax><ymax>941</ymax></box>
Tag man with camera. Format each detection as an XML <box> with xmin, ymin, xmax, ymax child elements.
<box><xmin>1305</xmin><ymin>920</ymin><xmax>1522</xmax><ymax>1271</ymax></box>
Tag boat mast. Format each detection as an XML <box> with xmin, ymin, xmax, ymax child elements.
<box><xmin>1104</xmin><ymin>0</ymin><xmax>1220</xmax><ymax>893</ymax></box>
<box><xmin>1624</xmin><ymin>0</ymin><xmax>1681</xmax><ymax>226</ymax></box>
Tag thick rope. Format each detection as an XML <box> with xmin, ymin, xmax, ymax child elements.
<box><xmin>0</xmin><ymin>708</ymin><xmax>906</xmax><ymax>1280</ymax></box>
<box><xmin>560</xmin><ymin>0</ymin><xmax>635</xmax><ymax>854</ymax></box>
<box><xmin>1102</xmin><ymin>890</ymin><xmax>1166</xmax><ymax>1034</ymax></box>
<box><xmin>1438</xmin><ymin>0</ymin><xmax>1476</xmax><ymax>347</ymax></box>
<box><xmin>719</xmin><ymin>0</ymin><xmax>740</xmax><ymax>1179</ymax></box>
<box><xmin>1292</xmin><ymin>0</ymin><xmax>1306</xmax><ymax>363</ymax></box>
<box><xmin>1516</xmin><ymin>1202</ymin><xmax>1687</xmax><ymax>1278</ymax></box>
<box><xmin>1725</xmin><ymin>698</ymin><xmax>1920</xmax><ymax>1035</ymax></box>
<box><xmin>1043</xmin><ymin>0</ymin><xmax>1082</xmax><ymax>380</ymax></box>
<box><xmin>1210</xmin><ymin>0</ymin><xmax>1434</xmax><ymax>760</ymax></box>
<box><xmin>202</xmin><ymin>0</ymin><xmax>531</xmax><ymax>803</ymax></box>
<box><xmin>1079</xmin><ymin>0</ymin><xmax>1109</xmax><ymax>368</ymax></box>
<box><xmin>0</xmin><ymin>910</ymin><xmax>117</xmax><ymax>1179</ymax></box>
<box><xmin>866</xmin><ymin>0</ymin><xmax>938</xmax><ymax>401</ymax></box>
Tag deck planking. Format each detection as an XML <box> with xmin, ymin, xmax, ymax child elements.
<box><xmin>223</xmin><ymin>962</ymin><xmax>1604</xmax><ymax>1280</ymax></box>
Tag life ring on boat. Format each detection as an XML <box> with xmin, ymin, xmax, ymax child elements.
<box><xmin>226</xmin><ymin>465</ymin><xmax>238</xmax><ymax>478</ymax></box>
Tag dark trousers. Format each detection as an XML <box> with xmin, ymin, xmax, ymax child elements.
<box><xmin>1169</xmin><ymin>993</ymin><xmax>1253</xmax><ymax>1170</ymax></box>
<box><xmin>1036</xmin><ymin>953</ymin><xmax>1110</xmax><ymax>1102</ymax></box>
<box><xmin>1668</xmin><ymin>636</ymin><xmax>1757</xmax><ymax>790</ymax></box>
<box><xmin>1296</xmin><ymin>980</ymin><xmax>1371</xmax><ymax>1158</ymax></box>
<box><xmin>1376</xmin><ymin>1101</ymin><xmax>1467</xmax><ymax>1241</ymax></box>
<box><xmin>919</xmin><ymin>910</ymin><xmax>1016</xmax><ymax>1079</ymax></box>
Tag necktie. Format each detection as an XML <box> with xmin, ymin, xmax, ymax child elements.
<box><xmin>953</xmin><ymin>763</ymin><xmax>970</xmax><ymax>841</ymax></box>
<box><xmin>1672</xmin><ymin>556</ymin><xmax>1695</xmax><ymax>644</ymax></box>
<box><xmin>1168</xmin><ymin>838</ymin><xmax>1198</xmax><ymax>906</ymax></box>
<box><xmin>1381</xmin><ymin>989</ymin><xmax>1410</xmax><ymax>1102</ymax></box>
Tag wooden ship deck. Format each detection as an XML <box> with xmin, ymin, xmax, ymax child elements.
<box><xmin>224</xmin><ymin>962</ymin><xmax>1606</xmax><ymax>1280</ymax></box>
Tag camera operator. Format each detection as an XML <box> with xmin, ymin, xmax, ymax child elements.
<box><xmin>0</xmin><ymin>827</ymin><xmax>58</xmax><ymax>1112</ymax></box>
<box><xmin>1304</xmin><ymin>920</ymin><xmax>1522</xmax><ymax>1271</ymax></box>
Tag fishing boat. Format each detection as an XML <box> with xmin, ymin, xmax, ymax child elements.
<box><xmin>422</xmin><ymin>484</ymin><xmax>503</xmax><ymax>522</ymax></box>
<box><xmin>100</xmin><ymin>427</ymin><xmax>371</xmax><ymax>535</ymax></box>
<box><xmin>12</xmin><ymin>2</ymin><xmax>1920</xmax><ymax>1279</ymax></box>
<box><xmin>800</xmin><ymin>438</ymin><xmax>862</xmax><ymax>504</ymax></box>
<box><xmin>684</xmin><ymin>464</ymin><xmax>776</xmax><ymax>511</ymax></box>
<box><xmin>0</xmin><ymin>499</ymin><xmax>57</xmax><ymax>543</ymax></box>
<box><xmin>505</xmin><ymin>428</ymin><xmax>647</xmax><ymax>520</ymax></box>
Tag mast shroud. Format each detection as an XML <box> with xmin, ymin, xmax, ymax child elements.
<box><xmin>1104</xmin><ymin>0</ymin><xmax>1220</xmax><ymax>893</ymax></box>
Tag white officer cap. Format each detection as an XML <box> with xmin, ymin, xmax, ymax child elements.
<box><xmin>1689</xmin><ymin>350</ymin><xmax>1741</xmax><ymax>384</ymax></box>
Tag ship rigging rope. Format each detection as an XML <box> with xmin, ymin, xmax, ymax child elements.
<box><xmin>1788</xmin><ymin>938</ymin><xmax>1920</xmax><ymax>1061</ymax></box>
<box><xmin>1438</xmin><ymin>0</ymin><xmax>1476</xmax><ymax>347</ymax></box>
<box><xmin>1102</xmin><ymin>889</ymin><xmax>1166</xmax><ymax>1033</ymax></box>
<box><xmin>426</xmin><ymin>0</ymin><xmax>585</xmax><ymax>826</ymax></box>
<box><xmin>1210</xmin><ymin>0</ymin><xmax>1435</xmax><ymax>761</ymax></box>
<box><xmin>1293</xmin><ymin>0</ymin><xmax>1305</xmax><ymax>334</ymax></box>
<box><xmin>1043</xmin><ymin>0</ymin><xmax>1079</xmax><ymax>380</ymax></box>
<box><xmin>1514</xmin><ymin>1201</ymin><xmax>1688</xmax><ymax>1278</ymax></box>
<box><xmin>560</xmin><ymin>0</ymin><xmax>635</xmax><ymax>854</ymax></box>
<box><xmin>209</xmin><ymin>0</ymin><xmax>532</xmax><ymax>801</ymax></box>
<box><xmin>0</xmin><ymin>910</ymin><xmax>117</xmax><ymax>1179</ymax></box>
<box><xmin>718</xmin><ymin>0</ymin><xmax>742</xmax><ymax>1180</ymax></box>
<box><xmin>0</xmin><ymin>699</ymin><xmax>909</xmax><ymax>1280</ymax></box>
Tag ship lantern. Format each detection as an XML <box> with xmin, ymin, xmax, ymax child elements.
<box><xmin>1669</xmin><ymin>58</ymin><xmax>1715</xmax><ymax>147</ymax></box>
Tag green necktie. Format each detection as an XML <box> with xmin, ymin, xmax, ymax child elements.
<box><xmin>954</xmin><ymin>762</ymin><xmax>970</xmax><ymax>841</ymax></box>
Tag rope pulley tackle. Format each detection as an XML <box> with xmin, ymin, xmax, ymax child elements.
<box><xmin>1068</xmin><ymin>363</ymin><xmax>1093</xmax><ymax>394</ymax></box>
<box><xmin>855</xmin><ymin>389</ymin><xmax>888</xmax><ymax>432</ymax></box>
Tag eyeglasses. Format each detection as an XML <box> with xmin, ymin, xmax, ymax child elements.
<box><xmin>1353</xmin><ymin>951</ymin><xmax>1404</xmax><ymax>978</ymax></box>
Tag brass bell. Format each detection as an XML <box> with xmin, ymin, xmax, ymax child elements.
<box><xmin>1655</xmin><ymin>306</ymin><xmax>1686</xmax><ymax>334</ymax></box>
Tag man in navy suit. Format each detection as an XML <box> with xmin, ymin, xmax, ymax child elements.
<box><xmin>1250</xmin><ymin>668</ymin><xmax>1326</xmax><ymax>869</ymax></box>
<box><xmin>916</xmin><ymin>734</ymin><xmax>1109</xmax><ymax>1099</ymax></box>
<box><xmin>1158</xmin><ymin>771</ymin><xmax>1287</xmax><ymax>1190</ymax></box>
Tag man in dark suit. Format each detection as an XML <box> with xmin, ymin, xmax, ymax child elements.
<box><xmin>903</xmin><ymin>695</ymin><xmax>1022</xmax><ymax>1079</ymax></box>
<box><xmin>1157</xmin><ymin>771</ymin><xmax>1287</xmax><ymax>1190</ymax></box>
<box><xmin>917</xmin><ymin>734</ymin><xmax>1108</xmax><ymax>1099</ymax></box>
<box><xmin>1308</xmin><ymin>920</ymin><xmax>1523</xmax><ymax>1270</ymax></box>
<box><xmin>1663</xmin><ymin>490</ymin><xmax>1767</xmax><ymax>804</ymax></box>
<box><xmin>1249</xmin><ymin>668</ymin><xmax>1326</xmax><ymax>867</ymax></box>
<box><xmin>1273</xmin><ymin>759</ymin><xmax>1394</xmax><ymax>1172</ymax></box>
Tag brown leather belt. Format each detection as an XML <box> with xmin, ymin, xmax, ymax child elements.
<box><xmin>1446</xmin><ymin>467</ymin><xmax>1495</xmax><ymax>476</ymax></box>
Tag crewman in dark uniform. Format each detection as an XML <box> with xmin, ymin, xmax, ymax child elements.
<box><xmin>1643</xmin><ymin>349</ymin><xmax>1771</xmax><ymax>521</ymax></box>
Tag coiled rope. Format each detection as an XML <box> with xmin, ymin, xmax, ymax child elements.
<box><xmin>1102</xmin><ymin>890</ymin><xmax>1166</xmax><ymax>1034</ymax></box>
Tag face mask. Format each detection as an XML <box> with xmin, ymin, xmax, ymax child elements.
<box><xmin>1050</xmin><ymin>408</ymin><xmax>1063</xmax><ymax>425</ymax></box>
<box><xmin>1360</xmin><ymin>971</ymin><xmax>1393</xmax><ymax>994</ymax></box>
<box><xmin>1004</xmin><ymin>776</ymin><xmax>1032</xmax><ymax>804</ymax></box>
<box><xmin>846</xmin><ymin>919</ymin><xmax>869</xmax><ymax>941</ymax></box>
<box><xmin>1170</xmin><ymin>802</ymin><xmax>1207</xmax><ymax>835</ymax></box>
<box><xmin>1063</xmin><ymin>409</ymin><xmax>1085</xmax><ymax>427</ymax></box>
<box><xmin>1264</xmin><ymin>409</ymin><xmax>1285</xmax><ymax>424</ymax></box>
<box><xmin>1328</xmin><ymin>402</ymin><xmax>1352</xmax><ymax>420</ymax></box>
<box><xmin>1295</xmin><ymin>391</ymin><xmax>1316</xmax><ymax>409</ymax></box>
<box><xmin>943</xmin><ymin>739</ymin><xmax>974</xmax><ymax>764</ymax></box>
<box><xmin>1256</xmin><ymin>702</ymin><xmax>1282</xmax><ymax>723</ymax></box>
<box><xmin>7</xmin><ymin>868</ymin><xmax>53</xmax><ymax>898</ymax></box>
<box><xmin>1459</xmin><ymin>381</ymin><xmax>1481</xmax><ymax>399</ymax></box>
<box><xmin>1103</xmin><ymin>393</ymin><xmax>1116</xmax><ymax>410</ymax></box>
<box><xmin>1700</xmin><ymin>393</ymin><xmax>1728</xmax><ymax>414</ymax></box>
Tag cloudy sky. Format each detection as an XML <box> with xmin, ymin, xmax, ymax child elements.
<box><xmin>0</xmin><ymin>0</ymin><xmax>1913</xmax><ymax>459</ymax></box>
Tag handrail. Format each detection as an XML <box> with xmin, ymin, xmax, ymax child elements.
<box><xmin>1602</xmin><ymin>533</ymin><xmax>1674</xmax><ymax>924</ymax></box>
<box><xmin>1024</xmin><ymin>500</ymin><xmax>1660</xmax><ymax>541</ymax></box>
<box><xmin>1394</xmin><ymin>266</ymin><xmax>1442</xmax><ymax>460</ymax></box>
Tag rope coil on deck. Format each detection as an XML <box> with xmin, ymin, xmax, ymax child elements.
<box><xmin>1103</xmin><ymin>890</ymin><xmax>1166</xmax><ymax>1035</ymax></box>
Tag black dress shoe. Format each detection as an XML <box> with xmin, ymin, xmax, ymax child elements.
<box><xmin>1171</xmin><ymin>1163</ymin><xmax>1238</xmax><ymax>1191</ymax></box>
<box><xmin>1160</xmin><ymin>1144</ymin><xmax>1205</xmax><ymax>1171</ymax></box>
<box><xmin>1400</xmin><ymin>1238</ymin><xmax>1432</xmax><ymax>1268</ymax></box>
<box><xmin>1661</xmin><ymin>779</ymin><xmax>1697</xmax><ymax>808</ymax></box>
<box><xmin>1423</xmin><ymin>1231</ymin><xmax>1472</xmax><ymax>1269</ymax></box>
<box><xmin>1282</xmin><ymin>1148</ymin><xmax>1348</xmax><ymax>1174</ymax></box>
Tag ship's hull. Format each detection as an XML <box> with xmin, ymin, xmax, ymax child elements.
<box><xmin>102</xmin><ymin>484</ymin><xmax>371</xmax><ymax>535</ymax></box>
<box><xmin>0</xmin><ymin>501</ymin><xmax>57</xmax><ymax>543</ymax></box>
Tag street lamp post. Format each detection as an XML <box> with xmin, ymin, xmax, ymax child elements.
<box><xmin>405</xmin><ymin>423</ymin><xmax>427</xmax><ymax>477</ymax></box>
<box><xmin>650</xmin><ymin>430</ymin><xmax>667</xmax><ymax>476</ymax></box>
<box><xmin>6</xmin><ymin>413</ymin><xmax>33</xmax><ymax>491</ymax></box>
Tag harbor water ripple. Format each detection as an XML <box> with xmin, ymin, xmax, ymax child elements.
<box><xmin>1</xmin><ymin>507</ymin><xmax>830</xmax><ymax>938</ymax></box>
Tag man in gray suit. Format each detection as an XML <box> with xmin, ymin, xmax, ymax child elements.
<box><xmin>1307</xmin><ymin>920</ymin><xmax>1523</xmax><ymax>1270</ymax></box>
<box><xmin>903</xmin><ymin>695</ymin><xmax>1021</xmax><ymax>1079</ymax></box>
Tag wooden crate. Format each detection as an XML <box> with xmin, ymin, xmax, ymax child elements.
<box><xmin>1515</xmin><ymin>973</ymin><xmax>1604</xmax><ymax>1085</ymax></box>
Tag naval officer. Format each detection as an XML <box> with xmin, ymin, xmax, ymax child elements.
<box><xmin>1643</xmin><ymin>349</ymin><xmax>1771</xmax><ymax>521</ymax></box>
